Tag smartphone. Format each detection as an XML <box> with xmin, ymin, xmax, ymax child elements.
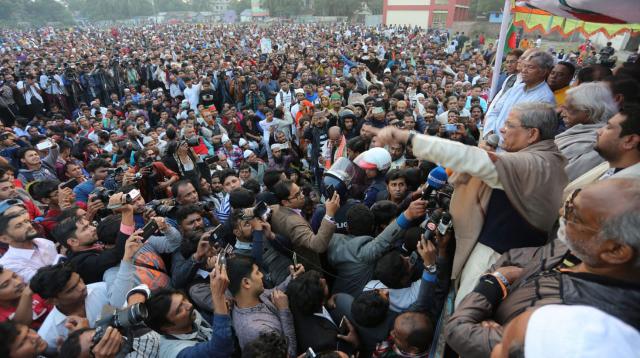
<box><xmin>445</xmin><ymin>124</ymin><xmax>458</xmax><ymax>133</ymax></box>
<box><xmin>253</xmin><ymin>201</ymin><xmax>271</xmax><ymax>221</ymax></box>
<box><xmin>207</xmin><ymin>224</ymin><xmax>223</xmax><ymax>245</ymax></box>
<box><xmin>36</xmin><ymin>140</ymin><xmax>53</xmax><ymax>151</ymax></box>
<box><xmin>325</xmin><ymin>185</ymin><xmax>335</xmax><ymax>200</ymax></box>
<box><xmin>141</xmin><ymin>220</ymin><xmax>159</xmax><ymax>242</ymax></box>
<box><xmin>60</xmin><ymin>178</ymin><xmax>79</xmax><ymax>190</ymax></box>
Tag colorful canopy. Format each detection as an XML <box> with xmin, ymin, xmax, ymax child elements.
<box><xmin>514</xmin><ymin>0</ymin><xmax>640</xmax><ymax>38</ymax></box>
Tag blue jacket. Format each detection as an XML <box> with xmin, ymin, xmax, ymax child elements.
<box><xmin>176</xmin><ymin>314</ymin><xmax>234</xmax><ymax>358</ymax></box>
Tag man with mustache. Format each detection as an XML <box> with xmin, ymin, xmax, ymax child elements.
<box><xmin>445</xmin><ymin>178</ymin><xmax>640</xmax><ymax>358</ymax></box>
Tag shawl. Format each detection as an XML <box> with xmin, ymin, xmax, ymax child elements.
<box><xmin>554</xmin><ymin>123</ymin><xmax>605</xmax><ymax>181</ymax></box>
<box><xmin>449</xmin><ymin>139</ymin><xmax>568</xmax><ymax>278</ymax></box>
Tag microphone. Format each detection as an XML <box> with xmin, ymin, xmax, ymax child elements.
<box><xmin>423</xmin><ymin>209</ymin><xmax>443</xmax><ymax>242</ymax></box>
<box><xmin>487</xmin><ymin>133</ymin><xmax>500</xmax><ymax>149</ymax></box>
<box><xmin>421</xmin><ymin>166</ymin><xmax>448</xmax><ymax>200</ymax></box>
<box><xmin>437</xmin><ymin>212</ymin><xmax>452</xmax><ymax>235</ymax></box>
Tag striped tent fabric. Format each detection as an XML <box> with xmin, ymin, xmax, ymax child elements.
<box><xmin>512</xmin><ymin>0</ymin><xmax>640</xmax><ymax>38</ymax></box>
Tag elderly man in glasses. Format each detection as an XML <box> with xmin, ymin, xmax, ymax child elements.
<box><xmin>445</xmin><ymin>178</ymin><xmax>640</xmax><ymax>358</ymax></box>
<box><xmin>0</xmin><ymin>200</ymin><xmax>63</xmax><ymax>282</ymax></box>
<box><xmin>364</xmin><ymin>102</ymin><xmax>568</xmax><ymax>307</ymax></box>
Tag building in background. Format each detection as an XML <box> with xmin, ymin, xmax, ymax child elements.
<box><xmin>383</xmin><ymin>0</ymin><xmax>470</xmax><ymax>28</ymax></box>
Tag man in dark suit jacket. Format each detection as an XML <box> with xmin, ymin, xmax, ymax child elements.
<box><xmin>286</xmin><ymin>270</ymin><xmax>356</xmax><ymax>355</ymax></box>
<box><xmin>269</xmin><ymin>179</ymin><xmax>339</xmax><ymax>270</ymax></box>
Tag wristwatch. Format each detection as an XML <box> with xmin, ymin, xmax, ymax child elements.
<box><xmin>324</xmin><ymin>214</ymin><xmax>335</xmax><ymax>224</ymax></box>
<box><xmin>425</xmin><ymin>264</ymin><xmax>437</xmax><ymax>274</ymax></box>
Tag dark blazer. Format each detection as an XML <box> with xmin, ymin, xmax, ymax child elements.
<box><xmin>292</xmin><ymin>307</ymin><xmax>354</xmax><ymax>356</ymax></box>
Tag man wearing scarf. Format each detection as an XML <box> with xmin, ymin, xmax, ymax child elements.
<box><xmin>365</xmin><ymin>102</ymin><xmax>568</xmax><ymax>307</ymax></box>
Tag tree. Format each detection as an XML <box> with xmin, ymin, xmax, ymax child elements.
<box><xmin>0</xmin><ymin>0</ymin><xmax>75</xmax><ymax>25</ymax></box>
<box><xmin>470</xmin><ymin>0</ymin><xmax>502</xmax><ymax>16</ymax></box>
<box><xmin>231</xmin><ymin>0</ymin><xmax>251</xmax><ymax>14</ymax></box>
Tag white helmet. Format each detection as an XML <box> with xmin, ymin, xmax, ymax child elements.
<box><xmin>354</xmin><ymin>147</ymin><xmax>392</xmax><ymax>172</ymax></box>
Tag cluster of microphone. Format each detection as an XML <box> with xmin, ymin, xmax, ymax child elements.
<box><xmin>421</xmin><ymin>166</ymin><xmax>453</xmax><ymax>241</ymax></box>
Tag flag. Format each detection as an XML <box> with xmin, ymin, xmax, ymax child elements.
<box><xmin>505</xmin><ymin>23</ymin><xmax>517</xmax><ymax>53</ymax></box>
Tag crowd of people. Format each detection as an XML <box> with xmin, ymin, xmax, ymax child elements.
<box><xmin>0</xmin><ymin>22</ymin><xmax>639</xmax><ymax>358</ymax></box>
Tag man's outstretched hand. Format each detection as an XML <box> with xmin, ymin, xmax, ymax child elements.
<box><xmin>361</xmin><ymin>124</ymin><xmax>410</xmax><ymax>146</ymax></box>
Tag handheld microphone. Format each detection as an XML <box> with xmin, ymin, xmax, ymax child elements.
<box><xmin>487</xmin><ymin>134</ymin><xmax>500</xmax><ymax>149</ymax></box>
<box><xmin>421</xmin><ymin>166</ymin><xmax>448</xmax><ymax>200</ymax></box>
<box><xmin>437</xmin><ymin>212</ymin><xmax>452</xmax><ymax>235</ymax></box>
<box><xmin>423</xmin><ymin>210</ymin><xmax>443</xmax><ymax>242</ymax></box>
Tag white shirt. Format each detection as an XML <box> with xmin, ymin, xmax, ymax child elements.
<box><xmin>290</xmin><ymin>103</ymin><xmax>301</xmax><ymax>120</ymax></box>
<box><xmin>364</xmin><ymin>279</ymin><xmax>421</xmax><ymax>313</ymax></box>
<box><xmin>16</xmin><ymin>81</ymin><xmax>43</xmax><ymax>105</ymax></box>
<box><xmin>38</xmin><ymin>282</ymin><xmax>109</xmax><ymax>352</ymax></box>
<box><xmin>91</xmin><ymin>106</ymin><xmax>107</xmax><ymax>117</ymax></box>
<box><xmin>169</xmin><ymin>83</ymin><xmax>183</xmax><ymax>98</ymax></box>
<box><xmin>183</xmin><ymin>83</ymin><xmax>202</xmax><ymax>111</ymax></box>
<box><xmin>275</xmin><ymin>90</ymin><xmax>294</xmax><ymax>110</ymax></box>
<box><xmin>258</xmin><ymin>118</ymin><xmax>283</xmax><ymax>144</ymax></box>
<box><xmin>39</xmin><ymin>74</ymin><xmax>65</xmax><ymax>95</ymax></box>
<box><xmin>313</xmin><ymin>306</ymin><xmax>337</xmax><ymax>326</ymax></box>
<box><xmin>483</xmin><ymin>81</ymin><xmax>555</xmax><ymax>140</ymax></box>
<box><xmin>0</xmin><ymin>238</ymin><xmax>61</xmax><ymax>282</ymax></box>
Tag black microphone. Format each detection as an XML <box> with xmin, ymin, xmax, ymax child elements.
<box><xmin>423</xmin><ymin>210</ymin><xmax>443</xmax><ymax>242</ymax></box>
<box><xmin>437</xmin><ymin>212</ymin><xmax>452</xmax><ymax>236</ymax></box>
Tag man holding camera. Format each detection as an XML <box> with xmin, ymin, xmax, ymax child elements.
<box><xmin>31</xmin><ymin>230</ymin><xmax>145</xmax><ymax>354</ymax></box>
<box><xmin>73</xmin><ymin>158</ymin><xmax>111</xmax><ymax>204</ymax></box>
<box><xmin>17</xmin><ymin>74</ymin><xmax>45</xmax><ymax>117</ymax></box>
<box><xmin>231</xmin><ymin>207</ymin><xmax>293</xmax><ymax>286</ymax></box>
<box><xmin>39</xmin><ymin>66</ymin><xmax>68</xmax><ymax>115</ymax></box>
<box><xmin>52</xmin><ymin>192</ymin><xmax>137</xmax><ymax>284</ymax></box>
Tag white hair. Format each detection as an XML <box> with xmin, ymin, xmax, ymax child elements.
<box><xmin>565</xmin><ymin>82</ymin><xmax>618</xmax><ymax>124</ymax></box>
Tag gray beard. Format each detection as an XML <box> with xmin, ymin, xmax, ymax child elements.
<box><xmin>556</xmin><ymin>218</ymin><xmax>568</xmax><ymax>245</ymax></box>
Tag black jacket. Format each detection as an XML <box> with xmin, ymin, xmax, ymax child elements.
<box><xmin>66</xmin><ymin>230</ymin><xmax>128</xmax><ymax>284</ymax></box>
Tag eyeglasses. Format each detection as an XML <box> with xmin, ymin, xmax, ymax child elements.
<box><xmin>562</xmin><ymin>189</ymin><xmax>599</xmax><ymax>233</ymax></box>
<box><xmin>287</xmin><ymin>190</ymin><xmax>303</xmax><ymax>200</ymax></box>
<box><xmin>0</xmin><ymin>199</ymin><xmax>23</xmax><ymax>216</ymax></box>
<box><xmin>504</xmin><ymin>121</ymin><xmax>531</xmax><ymax>130</ymax></box>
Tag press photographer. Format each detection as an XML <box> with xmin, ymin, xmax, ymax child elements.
<box><xmin>130</xmin><ymin>149</ymin><xmax>179</xmax><ymax>201</ymax></box>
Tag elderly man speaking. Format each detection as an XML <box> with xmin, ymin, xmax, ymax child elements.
<box><xmin>364</xmin><ymin>102</ymin><xmax>568</xmax><ymax>306</ymax></box>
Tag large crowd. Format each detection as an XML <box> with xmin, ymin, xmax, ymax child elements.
<box><xmin>0</xmin><ymin>22</ymin><xmax>639</xmax><ymax>358</ymax></box>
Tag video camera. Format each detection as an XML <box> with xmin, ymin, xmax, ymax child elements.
<box><xmin>146</xmin><ymin>199</ymin><xmax>177</xmax><ymax>217</ymax></box>
<box><xmin>186</xmin><ymin>136</ymin><xmax>200</xmax><ymax>147</ymax></box>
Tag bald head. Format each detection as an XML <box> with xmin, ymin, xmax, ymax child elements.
<box><xmin>391</xmin><ymin>312</ymin><xmax>433</xmax><ymax>354</ymax></box>
<box><xmin>577</xmin><ymin>179</ymin><xmax>640</xmax><ymax>221</ymax></box>
<box><xmin>563</xmin><ymin>178</ymin><xmax>640</xmax><ymax>277</ymax></box>
<box><xmin>329</xmin><ymin>126</ymin><xmax>342</xmax><ymax>140</ymax></box>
